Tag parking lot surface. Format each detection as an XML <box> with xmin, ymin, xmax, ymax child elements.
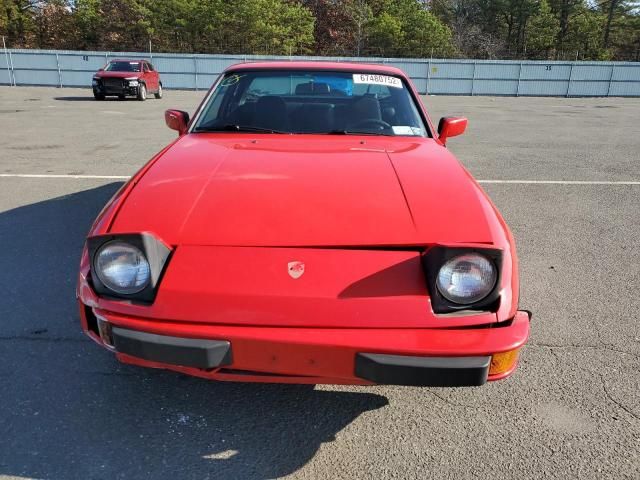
<box><xmin>0</xmin><ymin>86</ymin><xmax>639</xmax><ymax>480</ymax></box>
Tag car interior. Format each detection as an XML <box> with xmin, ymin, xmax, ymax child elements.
<box><xmin>206</xmin><ymin>80</ymin><xmax>421</xmax><ymax>134</ymax></box>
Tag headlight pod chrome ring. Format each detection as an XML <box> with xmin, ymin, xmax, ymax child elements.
<box><xmin>87</xmin><ymin>233</ymin><xmax>172</xmax><ymax>303</ymax></box>
<box><xmin>94</xmin><ymin>241</ymin><xmax>150</xmax><ymax>295</ymax></box>
<box><xmin>436</xmin><ymin>253</ymin><xmax>497</xmax><ymax>304</ymax></box>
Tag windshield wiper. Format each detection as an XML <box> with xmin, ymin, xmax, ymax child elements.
<box><xmin>193</xmin><ymin>124</ymin><xmax>287</xmax><ymax>134</ymax></box>
<box><xmin>323</xmin><ymin>129</ymin><xmax>388</xmax><ymax>136</ymax></box>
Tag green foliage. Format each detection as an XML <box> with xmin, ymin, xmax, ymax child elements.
<box><xmin>390</xmin><ymin>0</ymin><xmax>455</xmax><ymax>57</ymax></box>
<box><xmin>367</xmin><ymin>12</ymin><xmax>404</xmax><ymax>54</ymax></box>
<box><xmin>0</xmin><ymin>0</ymin><xmax>37</xmax><ymax>46</ymax></box>
<box><xmin>527</xmin><ymin>0</ymin><xmax>559</xmax><ymax>57</ymax></box>
<box><xmin>230</xmin><ymin>0</ymin><xmax>315</xmax><ymax>54</ymax></box>
<box><xmin>0</xmin><ymin>0</ymin><xmax>637</xmax><ymax>60</ymax></box>
<box><xmin>327</xmin><ymin>0</ymin><xmax>455</xmax><ymax>57</ymax></box>
<box><xmin>565</xmin><ymin>6</ymin><xmax>612</xmax><ymax>59</ymax></box>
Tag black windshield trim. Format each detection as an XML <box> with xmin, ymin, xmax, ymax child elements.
<box><xmin>191</xmin><ymin>69</ymin><xmax>432</xmax><ymax>138</ymax></box>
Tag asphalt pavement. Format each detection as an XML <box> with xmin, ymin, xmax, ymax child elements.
<box><xmin>0</xmin><ymin>86</ymin><xmax>638</xmax><ymax>480</ymax></box>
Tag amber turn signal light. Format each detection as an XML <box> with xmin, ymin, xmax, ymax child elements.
<box><xmin>489</xmin><ymin>349</ymin><xmax>520</xmax><ymax>376</ymax></box>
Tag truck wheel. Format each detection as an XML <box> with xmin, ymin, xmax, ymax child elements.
<box><xmin>137</xmin><ymin>84</ymin><xmax>147</xmax><ymax>101</ymax></box>
<box><xmin>154</xmin><ymin>84</ymin><xmax>163</xmax><ymax>99</ymax></box>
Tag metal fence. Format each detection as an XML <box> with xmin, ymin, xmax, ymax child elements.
<box><xmin>1</xmin><ymin>48</ymin><xmax>639</xmax><ymax>97</ymax></box>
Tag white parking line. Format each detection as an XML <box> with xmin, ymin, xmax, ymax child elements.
<box><xmin>0</xmin><ymin>174</ymin><xmax>639</xmax><ymax>185</ymax></box>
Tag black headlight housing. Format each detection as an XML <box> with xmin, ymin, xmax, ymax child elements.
<box><xmin>422</xmin><ymin>246</ymin><xmax>502</xmax><ymax>314</ymax></box>
<box><xmin>87</xmin><ymin>233</ymin><xmax>172</xmax><ymax>304</ymax></box>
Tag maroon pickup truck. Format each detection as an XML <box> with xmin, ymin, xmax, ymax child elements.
<box><xmin>92</xmin><ymin>59</ymin><xmax>162</xmax><ymax>101</ymax></box>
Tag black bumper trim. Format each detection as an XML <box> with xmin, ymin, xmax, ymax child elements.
<box><xmin>355</xmin><ymin>353</ymin><xmax>491</xmax><ymax>387</ymax></box>
<box><xmin>111</xmin><ymin>327</ymin><xmax>232</xmax><ymax>369</ymax></box>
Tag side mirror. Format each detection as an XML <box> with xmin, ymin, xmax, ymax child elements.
<box><xmin>437</xmin><ymin>117</ymin><xmax>468</xmax><ymax>145</ymax></box>
<box><xmin>98</xmin><ymin>68</ymin><xmax>104</xmax><ymax>72</ymax></box>
<box><xmin>165</xmin><ymin>109</ymin><xmax>189</xmax><ymax>136</ymax></box>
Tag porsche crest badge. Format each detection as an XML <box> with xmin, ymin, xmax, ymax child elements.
<box><xmin>288</xmin><ymin>261</ymin><xmax>305</xmax><ymax>279</ymax></box>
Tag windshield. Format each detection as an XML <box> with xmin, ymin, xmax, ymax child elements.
<box><xmin>193</xmin><ymin>70</ymin><xmax>428</xmax><ymax>136</ymax></box>
<box><xmin>105</xmin><ymin>61</ymin><xmax>141</xmax><ymax>73</ymax></box>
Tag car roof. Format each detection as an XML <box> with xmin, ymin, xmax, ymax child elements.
<box><xmin>109</xmin><ymin>59</ymin><xmax>144</xmax><ymax>63</ymax></box>
<box><xmin>225</xmin><ymin>61</ymin><xmax>408</xmax><ymax>78</ymax></box>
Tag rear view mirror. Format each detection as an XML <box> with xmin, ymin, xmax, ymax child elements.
<box><xmin>165</xmin><ymin>109</ymin><xmax>189</xmax><ymax>136</ymax></box>
<box><xmin>438</xmin><ymin>117</ymin><xmax>468</xmax><ymax>145</ymax></box>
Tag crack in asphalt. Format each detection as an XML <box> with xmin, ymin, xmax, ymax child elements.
<box><xmin>530</xmin><ymin>343</ymin><xmax>640</xmax><ymax>424</ymax></box>
<box><xmin>597</xmin><ymin>373</ymin><xmax>640</xmax><ymax>424</ymax></box>
<box><xmin>529</xmin><ymin>342</ymin><xmax>640</xmax><ymax>360</ymax></box>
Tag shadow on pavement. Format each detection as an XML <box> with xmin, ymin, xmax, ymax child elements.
<box><xmin>53</xmin><ymin>96</ymin><xmax>137</xmax><ymax>102</ymax></box>
<box><xmin>0</xmin><ymin>184</ymin><xmax>388</xmax><ymax>480</ymax></box>
<box><xmin>54</xmin><ymin>96</ymin><xmax>102</xmax><ymax>101</ymax></box>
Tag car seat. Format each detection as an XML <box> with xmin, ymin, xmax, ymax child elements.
<box><xmin>253</xmin><ymin>96</ymin><xmax>289</xmax><ymax>131</ymax></box>
<box><xmin>349</xmin><ymin>95</ymin><xmax>382</xmax><ymax>126</ymax></box>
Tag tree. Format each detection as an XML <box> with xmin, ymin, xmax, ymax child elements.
<box><xmin>550</xmin><ymin>0</ymin><xmax>582</xmax><ymax>52</ymax></box>
<box><xmin>0</xmin><ymin>0</ymin><xmax>38</xmax><ymax>47</ymax></box>
<box><xmin>33</xmin><ymin>0</ymin><xmax>75</xmax><ymax>49</ymax></box>
<box><xmin>0</xmin><ymin>0</ymin><xmax>637</xmax><ymax>60</ymax></box>
<box><xmin>145</xmin><ymin>0</ymin><xmax>226</xmax><ymax>53</ymax></box>
<box><xmin>358</xmin><ymin>0</ymin><xmax>456</xmax><ymax>57</ymax></box>
<box><xmin>367</xmin><ymin>12</ymin><xmax>403</xmax><ymax>55</ymax></box>
<box><xmin>565</xmin><ymin>5</ymin><xmax>610</xmax><ymax>59</ymax></box>
<box><xmin>392</xmin><ymin>0</ymin><xmax>456</xmax><ymax>57</ymax></box>
<box><xmin>344</xmin><ymin>0</ymin><xmax>373</xmax><ymax>55</ymax></box>
<box><xmin>229</xmin><ymin>0</ymin><xmax>315</xmax><ymax>55</ymax></box>
<box><xmin>301</xmin><ymin>0</ymin><xmax>357</xmax><ymax>55</ymax></box>
<box><xmin>526</xmin><ymin>0</ymin><xmax>558</xmax><ymax>57</ymax></box>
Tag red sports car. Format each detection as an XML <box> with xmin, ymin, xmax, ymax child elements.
<box><xmin>77</xmin><ymin>62</ymin><xmax>530</xmax><ymax>386</ymax></box>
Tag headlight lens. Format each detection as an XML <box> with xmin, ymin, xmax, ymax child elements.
<box><xmin>436</xmin><ymin>253</ymin><xmax>497</xmax><ymax>304</ymax></box>
<box><xmin>125</xmin><ymin>78</ymin><xmax>139</xmax><ymax>86</ymax></box>
<box><xmin>94</xmin><ymin>242</ymin><xmax>150</xmax><ymax>294</ymax></box>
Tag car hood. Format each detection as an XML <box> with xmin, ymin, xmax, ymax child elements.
<box><xmin>110</xmin><ymin>135</ymin><xmax>498</xmax><ymax>246</ymax></box>
<box><xmin>94</xmin><ymin>71</ymin><xmax>142</xmax><ymax>79</ymax></box>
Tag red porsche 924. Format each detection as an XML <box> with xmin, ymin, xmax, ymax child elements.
<box><xmin>77</xmin><ymin>62</ymin><xmax>530</xmax><ymax>387</ymax></box>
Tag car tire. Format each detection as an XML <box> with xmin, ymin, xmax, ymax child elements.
<box><xmin>154</xmin><ymin>84</ymin><xmax>163</xmax><ymax>99</ymax></box>
<box><xmin>137</xmin><ymin>84</ymin><xmax>147</xmax><ymax>101</ymax></box>
<box><xmin>118</xmin><ymin>94</ymin><xmax>126</xmax><ymax>100</ymax></box>
<box><xmin>93</xmin><ymin>92</ymin><xmax>105</xmax><ymax>101</ymax></box>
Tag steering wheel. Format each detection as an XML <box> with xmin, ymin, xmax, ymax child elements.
<box><xmin>347</xmin><ymin>119</ymin><xmax>392</xmax><ymax>131</ymax></box>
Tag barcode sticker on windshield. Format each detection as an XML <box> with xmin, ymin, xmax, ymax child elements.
<box><xmin>353</xmin><ymin>74</ymin><xmax>403</xmax><ymax>88</ymax></box>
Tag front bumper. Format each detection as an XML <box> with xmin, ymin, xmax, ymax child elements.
<box><xmin>81</xmin><ymin>304</ymin><xmax>530</xmax><ymax>386</ymax></box>
<box><xmin>93</xmin><ymin>82</ymin><xmax>138</xmax><ymax>96</ymax></box>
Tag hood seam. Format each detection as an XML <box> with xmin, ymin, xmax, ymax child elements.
<box><xmin>385</xmin><ymin>149</ymin><xmax>417</xmax><ymax>229</ymax></box>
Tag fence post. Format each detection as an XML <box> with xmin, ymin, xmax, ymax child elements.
<box><xmin>606</xmin><ymin>65</ymin><xmax>614</xmax><ymax>97</ymax></box>
<box><xmin>193</xmin><ymin>55</ymin><xmax>198</xmax><ymax>91</ymax></box>
<box><xmin>516</xmin><ymin>62</ymin><xmax>522</xmax><ymax>96</ymax></box>
<box><xmin>471</xmin><ymin>60</ymin><xmax>477</xmax><ymax>96</ymax></box>
<box><xmin>2</xmin><ymin>37</ymin><xmax>11</xmax><ymax>86</ymax></box>
<box><xmin>426</xmin><ymin>59</ymin><xmax>431</xmax><ymax>95</ymax></box>
<box><xmin>8</xmin><ymin>49</ymin><xmax>15</xmax><ymax>86</ymax></box>
<box><xmin>566</xmin><ymin>63</ymin><xmax>574</xmax><ymax>97</ymax></box>
<box><xmin>55</xmin><ymin>53</ymin><xmax>62</xmax><ymax>88</ymax></box>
